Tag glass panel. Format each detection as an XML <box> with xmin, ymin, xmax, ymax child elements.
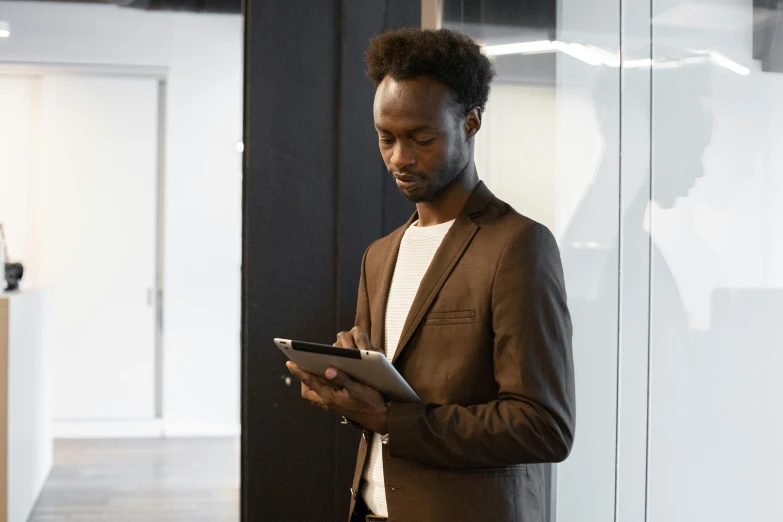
<box><xmin>648</xmin><ymin>1</ymin><xmax>783</xmax><ymax>521</ymax></box>
<box><xmin>555</xmin><ymin>4</ymin><xmax>622</xmax><ymax>520</ymax></box>
<box><xmin>441</xmin><ymin>1</ymin><xmax>782</xmax><ymax>520</ymax></box>
<box><xmin>441</xmin><ymin>2</ymin><xmax>621</xmax><ymax>521</ymax></box>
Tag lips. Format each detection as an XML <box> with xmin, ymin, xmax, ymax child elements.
<box><xmin>394</xmin><ymin>176</ymin><xmax>421</xmax><ymax>190</ymax></box>
<box><xmin>397</xmin><ymin>178</ymin><xmax>419</xmax><ymax>190</ymax></box>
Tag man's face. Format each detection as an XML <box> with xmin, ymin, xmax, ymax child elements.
<box><xmin>373</xmin><ymin>76</ymin><xmax>470</xmax><ymax>203</ymax></box>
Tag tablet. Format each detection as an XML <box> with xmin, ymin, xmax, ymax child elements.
<box><xmin>274</xmin><ymin>338</ymin><xmax>420</xmax><ymax>403</ymax></box>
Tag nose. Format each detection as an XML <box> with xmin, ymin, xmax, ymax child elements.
<box><xmin>390</xmin><ymin>141</ymin><xmax>416</xmax><ymax>171</ymax></box>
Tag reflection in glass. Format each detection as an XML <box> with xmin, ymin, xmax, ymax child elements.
<box><xmin>442</xmin><ymin>0</ymin><xmax>783</xmax><ymax>521</ymax></box>
<box><xmin>648</xmin><ymin>2</ymin><xmax>783</xmax><ymax>521</ymax></box>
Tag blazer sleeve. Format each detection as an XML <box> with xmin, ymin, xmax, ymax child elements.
<box><xmin>387</xmin><ymin>223</ymin><xmax>576</xmax><ymax>468</ymax></box>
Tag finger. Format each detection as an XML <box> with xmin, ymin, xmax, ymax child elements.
<box><xmin>309</xmin><ymin>374</ymin><xmax>342</xmax><ymax>391</ymax></box>
<box><xmin>302</xmin><ymin>382</ymin><xmax>333</xmax><ymax>410</ymax></box>
<box><xmin>324</xmin><ymin>367</ymin><xmax>360</xmax><ymax>394</ymax></box>
<box><xmin>288</xmin><ymin>363</ymin><xmax>340</xmax><ymax>391</ymax></box>
<box><xmin>286</xmin><ymin>361</ymin><xmax>308</xmax><ymax>379</ymax></box>
<box><xmin>287</xmin><ymin>363</ymin><xmax>315</xmax><ymax>384</ymax></box>
<box><xmin>334</xmin><ymin>331</ymin><xmax>357</xmax><ymax>349</ymax></box>
<box><xmin>301</xmin><ymin>381</ymin><xmax>315</xmax><ymax>395</ymax></box>
<box><xmin>350</xmin><ymin>326</ymin><xmax>372</xmax><ymax>350</ymax></box>
<box><xmin>301</xmin><ymin>381</ymin><xmax>315</xmax><ymax>398</ymax></box>
<box><xmin>303</xmin><ymin>386</ymin><xmax>325</xmax><ymax>404</ymax></box>
<box><xmin>303</xmin><ymin>375</ymin><xmax>336</xmax><ymax>404</ymax></box>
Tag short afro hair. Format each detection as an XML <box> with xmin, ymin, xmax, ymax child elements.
<box><xmin>364</xmin><ymin>28</ymin><xmax>496</xmax><ymax>113</ymax></box>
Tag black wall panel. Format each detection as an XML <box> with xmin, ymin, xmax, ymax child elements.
<box><xmin>242</xmin><ymin>1</ymin><xmax>419</xmax><ymax>520</ymax></box>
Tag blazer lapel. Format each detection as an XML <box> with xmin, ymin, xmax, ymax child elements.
<box><xmin>391</xmin><ymin>182</ymin><xmax>495</xmax><ymax>365</ymax></box>
<box><xmin>372</xmin><ymin>213</ymin><xmax>417</xmax><ymax>356</ymax></box>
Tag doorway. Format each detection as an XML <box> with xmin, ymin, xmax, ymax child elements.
<box><xmin>0</xmin><ymin>69</ymin><xmax>164</xmax><ymax>430</ymax></box>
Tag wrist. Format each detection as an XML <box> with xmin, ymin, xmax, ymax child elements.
<box><xmin>370</xmin><ymin>402</ymin><xmax>390</xmax><ymax>434</ymax></box>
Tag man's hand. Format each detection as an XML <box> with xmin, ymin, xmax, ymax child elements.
<box><xmin>286</xmin><ymin>361</ymin><xmax>389</xmax><ymax>435</ymax></box>
<box><xmin>333</xmin><ymin>326</ymin><xmax>375</xmax><ymax>351</ymax></box>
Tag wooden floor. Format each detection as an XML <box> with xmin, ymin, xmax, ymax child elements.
<box><xmin>28</xmin><ymin>438</ymin><xmax>239</xmax><ymax>521</ymax></box>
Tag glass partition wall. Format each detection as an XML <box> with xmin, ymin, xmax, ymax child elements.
<box><xmin>647</xmin><ymin>1</ymin><xmax>783</xmax><ymax>521</ymax></box>
<box><xmin>441</xmin><ymin>1</ymin><xmax>783</xmax><ymax>521</ymax></box>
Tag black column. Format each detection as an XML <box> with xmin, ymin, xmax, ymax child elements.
<box><xmin>241</xmin><ymin>2</ymin><xmax>418</xmax><ymax>521</ymax></box>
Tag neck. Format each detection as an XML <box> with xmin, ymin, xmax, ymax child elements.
<box><xmin>415</xmin><ymin>161</ymin><xmax>479</xmax><ymax>227</ymax></box>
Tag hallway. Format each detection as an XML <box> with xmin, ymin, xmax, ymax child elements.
<box><xmin>29</xmin><ymin>438</ymin><xmax>239</xmax><ymax>521</ymax></box>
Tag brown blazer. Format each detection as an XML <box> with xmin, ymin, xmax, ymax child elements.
<box><xmin>348</xmin><ymin>182</ymin><xmax>575</xmax><ymax>522</ymax></box>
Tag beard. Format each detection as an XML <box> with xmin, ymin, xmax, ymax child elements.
<box><xmin>396</xmin><ymin>158</ymin><xmax>468</xmax><ymax>204</ymax></box>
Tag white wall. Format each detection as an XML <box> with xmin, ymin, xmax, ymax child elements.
<box><xmin>0</xmin><ymin>1</ymin><xmax>243</xmax><ymax>436</ymax></box>
<box><xmin>163</xmin><ymin>13</ymin><xmax>243</xmax><ymax>435</ymax></box>
<box><xmin>474</xmin><ymin>83</ymin><xmax>557</xmax><ymax>230</ymax></box>
<box><xmin>0</xmin><ymin>75</ymin><xmax>37</xmax><ymax>265</ymax></box>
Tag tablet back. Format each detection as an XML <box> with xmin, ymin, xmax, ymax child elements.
<box><xmin>274</xmin><ymin>338</ymin><xmax>420</xmax><ymax>402</ymax></box>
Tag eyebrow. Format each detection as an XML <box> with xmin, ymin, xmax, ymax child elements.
<box><xmin>375</xmin><ymin>125</ymin><xmax>435</xmax><ymax>135</ymax></box>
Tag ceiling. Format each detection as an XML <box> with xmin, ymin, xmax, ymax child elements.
<box><xmin>12</xmin><ymin>0</ymin><xmax>241</xmax><ymax>13</ymax></box>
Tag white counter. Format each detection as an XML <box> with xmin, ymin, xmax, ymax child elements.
<box><xmin>0</xmin><ymin>291</ymin><xmax>52</xmax><ymax>522</ymax></box>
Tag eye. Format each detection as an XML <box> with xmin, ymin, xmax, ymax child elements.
<box><xmin>414</xmin><ymin>138</ymin><xmax>436</xmax><ymax>146</ymax></box>
<box><xmin>380</xmin><ymin>137</ymin><xmax>395</xmax><ymax>145</ymax></box>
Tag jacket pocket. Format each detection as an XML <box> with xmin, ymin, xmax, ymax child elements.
<box><xmin>423</xmin><ymin>309</ymin><xmax>476</xmax><ymax>326</ymax></box>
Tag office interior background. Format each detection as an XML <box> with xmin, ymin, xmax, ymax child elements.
<box><xmin>1</xmin><ymin>0</ymin><xmax>781</xmax><ymax>521</ymax></box>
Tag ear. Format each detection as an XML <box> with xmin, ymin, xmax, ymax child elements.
<box><xmin>464</xmin><ymin>107</ymin><xmax>482</xmax><ymax>141</ymax></box>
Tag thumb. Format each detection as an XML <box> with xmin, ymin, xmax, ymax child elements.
<box><xmin>324</xmin><ymin>367</ymin><xmax>357</xmax><ymax>391</ymax></box>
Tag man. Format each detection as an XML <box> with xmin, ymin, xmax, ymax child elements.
<box><xmin>287</xmin><ymin>28</ymin><xmax>575</xmax><ymax>522</ymax></box>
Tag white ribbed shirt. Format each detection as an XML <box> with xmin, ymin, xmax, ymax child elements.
<box><xmin>362</xmin><ymin>218</ymin><xmax>455</xmax><ymax>516</ymax></box>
